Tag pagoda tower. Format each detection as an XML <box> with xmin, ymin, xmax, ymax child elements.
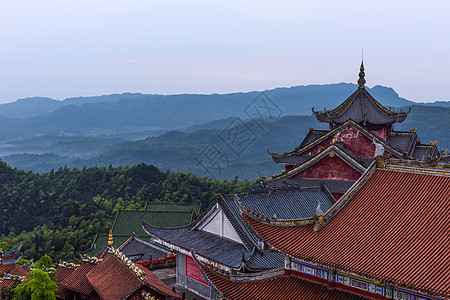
<box><xmin>263</xmin><ymin>62</ymin><xmax>440</xmax><ymax>199</ymax></box>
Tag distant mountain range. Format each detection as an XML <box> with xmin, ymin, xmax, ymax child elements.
<box><xmin>0</xmin><ymin>83</ymin><xmax>429</xmax><ymax>141</ymax></box>
<box><xmin>0</xmin><ymin>84</ymin><xmax>448</xmax><ymax>179</ymax></box>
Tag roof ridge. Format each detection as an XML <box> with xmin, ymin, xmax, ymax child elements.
<box><xmin>108</xmin><ymin>247</ymin><xmax>146</xmax><ymax>282</ymax></box>
<box><xmin>384</xmin><ymin>158</ymin><xmax>450</xmax><ymax>176</ymax></box>
<box><xmin>235</xmin><ymin>194</ymin><xmax>315</xmax><ymax>226</ymax></box>
<box><xmin>218</xmin><ymin>195</ymin><xmax>255</xmax><ymax>250</ymax></box>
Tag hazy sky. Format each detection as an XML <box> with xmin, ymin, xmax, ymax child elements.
<box><xmin>1</xmin><ymin>0</ymin><xmax>449</xmax><ymax>104</ymax></box>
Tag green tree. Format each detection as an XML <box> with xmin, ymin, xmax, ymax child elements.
<box><xmin>13</xmin><ymin>269</ymin><xmax>57</xmax><ymax>300</ymax></box>
<box><xmin>1</xmin><ymin>284</ymin><xmax>17</xmax><ymax>300</ymax></box>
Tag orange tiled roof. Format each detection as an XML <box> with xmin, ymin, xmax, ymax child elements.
<box><xmin>86</xmin><ymin>254</ymin><xmax>142</xmax><ymax>300</ymax></box>
<box><xmin>199</xmin><ymin>264</ymin><xmax>367</xmax><ymax>300</ymax></box>
<box><xmin>59</xmin><ymin>261</ymin><xmax>97</xmax><ymax>296</ymax></box>
<box><xmin>243</xmin><ymin>165</ymin><xmax>450</xmax><ymax>297</ymax></box>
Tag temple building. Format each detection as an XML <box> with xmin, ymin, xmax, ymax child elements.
<box><xmin>142</xmin><ymin>186</ymin><xmax>335</xmax><ymax>300</ymax></box>
<box><xmin>193</xmin><ymin>158</ymin><xmax>449</xmax><ymax>300</ymax></box>
<box><xmin>57</xmin><ymin>246</ymin><xmax>181</xmax><ymax>300</ymax></box>
<box><xmin>0</xmin><ymin>244</ymin><xmax>28</xmax><ymax>291</ymax></box>
<box><xmin>263</xmin><ymin>62</ymin><xmax>441</xmax><ymax>199</ymax></box>
<box><xmin>88</xmin><ymin>202</ymin><xmax>202</xmax><ymax>255</ymax></box>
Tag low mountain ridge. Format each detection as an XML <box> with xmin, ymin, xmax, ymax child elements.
<box><xmin>2</xmin><ymin>104</ymin><xmax>449</xmax><ymax>179</ymax></box>
<box><xmin>0</xmin><ymin>83</ymin><xmax>441</xmax><ymax>141</ymax></box>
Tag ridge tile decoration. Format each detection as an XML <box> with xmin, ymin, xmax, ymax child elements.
<box><xmin>243</xmin><ymin>160</ymin><xmax>450</xmax><ymax>300</ymax></box>
<box><xmin>262</xmin><ymin>63</ymin><xmax>442</xmax><ymax>199</ymax></box>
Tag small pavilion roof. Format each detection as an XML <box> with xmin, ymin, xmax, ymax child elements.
<box><xmin>242</xmin><ymin>159</ymin><xmax>450</xmax><ymax>298</ymax></box>
<box><xmin>386</xmin><ymin>130</ymin><xmax>418</xmax><ymax>155</ymax></box>
<box><xmin>313</xmin><ymin>62</ymin><xmax>410</xmax><ymax>124</ymax></box>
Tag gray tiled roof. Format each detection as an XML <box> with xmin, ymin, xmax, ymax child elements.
<box><xmin>119</xmin><ymin>236</ymin><xmax>170</xmax><ymax>261</ymax></box>
<box><xmin>387</xmin><ymin>132</ymin><xmax>418</xmax><ymax>155</ymax></box>
<box><xmin>314</xmin><ymin>88</ymin><xmax>409</xmax><ymax>124</ymax></box>
<box><xmin>269</xmin><ymin>178</ymin><xmax>355</xmax><ymax>194</ymax></box>
<box><xmin>220</xmin><ymin>187</ymin><xmax>335</xmax><ymax>248</ymax></box>
<box><xmin>142</xmin><ymin>221</ymin><xmax>283</xmax><ymax>270</ymax></box>
<box><xmin>142</xmin><ymin>187</ymin><xmax>336</xmax><ymax>270</ymax></box>
<box><xmin>299</xmin><ymin>129</ymin><xmax>329</xmax><ymax>148</ymax></box>
<box><xmin>272</xmin><ymin>155</ymin><xmax>311</xmax><ymax>165</ymax></box>
<box><xmin>412</xmin><ymin>145</ymin><xmax>438</xmax><ymax>161</ymax></box>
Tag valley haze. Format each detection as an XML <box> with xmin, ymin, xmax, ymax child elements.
<box><xmin>0</xmin><ymin>83</ymin><xmax>448</xmax><ymax>179</ymax></box>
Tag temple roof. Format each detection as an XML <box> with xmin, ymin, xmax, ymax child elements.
<box><xmin>197</xmin><ymin>262</ymin><xmax>367</xmax><ymax>300</ymax></box>
<box><xmin>266</xmin><ymin>144</ymin><xmax>366</xmax><ymax>182</ymax></box>
<box><xmin>119</xmin><ymin>235</ymin><xmax>171</xmax><ymax>262</ymax></box>
<box><xmin>142</xmin><ymin>187</ymin><xmax>335</xmax><ymax>271</ymax></box>
<box><xmin>59</xmin><ymin>248</ymin><xmax>181</xmax><ymax>299</ymax></box>
<box><xmin>269</xmin><ymin>120</ymin><xmax>408</xmax><ymax>160</ymax></box>
<box><xmin>142</xmin><ymin>220</ymin><xmax>283</xmax><ymax>271</ymax></box>
<box><xmin>266</xmin><ymin>178</ymin><xmax>355</xmax><ymax>194</ymax></box>
<box><xmin>59</xmin><ymin>260</ymin><xmax>97</xmax><ymax>296</ymax></box>
<box><xmin>86</xmin><ymin>253</ymin><xmax>179</xmax><ymax>300</ymax></box>
<box><xmin>412</xmin><ymin>144</ymin><xmax>439</xmax><ymax>161</ymax></box>
<box><xmin>242</xmin><ymin>159</ymin><xmax>450</xmax><ymax>298</ymax></box>
<box><xmin>88</xmin><ymin>203</ymin><xmax>199</xmax><ymax>255</ymax></box>
<box><xmin>313</xmin><ymin>62</ymin><xmax>410</xmax><ymax>124</ymax></box>
<box><xmin>386</xmin><ymin>130</ymin><xmax>419</xmax><ymax>155</ymax></box>
<box><xmin>219</xmin><ymin>187</ymin><xmax>336</xmax><ymax>248</ymax></box>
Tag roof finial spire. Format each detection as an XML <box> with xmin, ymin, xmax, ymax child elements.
<box><xmin>108</xmin><ymin>229</ymin><xmax>113</xmax><ymax>246</ymax></box>
<box><xmin>358</xmin><ymin>60</ymin><xmax>366</xmax><ymax>88</ymax></box>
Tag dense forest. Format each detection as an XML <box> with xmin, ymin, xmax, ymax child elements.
<box><xmin>0</xmin><ymin>161</ymin><xmax>257</xmax><ymax>261</ymax></box>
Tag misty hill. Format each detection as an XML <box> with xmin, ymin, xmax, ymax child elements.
<box><xmin>0</xmin><ymin>83</ymin><xmax>437</xmax><ymax>141</ymax></box>
<box><xmin>2</xmin><ymin>105</ymin><xmax>449</xmax><ymax>179</ymax></box>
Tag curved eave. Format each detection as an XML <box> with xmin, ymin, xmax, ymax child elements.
<box><xmin>2</xmin><ymin>243</ymin><xmax>22</xmax><ymax>256</ymax></box>
<box><xmin>141</xmin><ymin>216</ymin><xmax>192</xmax><ymax>232</ymax></box>
<box><xmin>313</xmin><ymin>88</ymin><xmax>410</xmax><ymax>124</ymax></box>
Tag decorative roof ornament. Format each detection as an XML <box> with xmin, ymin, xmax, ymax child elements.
<box><xmin>58</xmin><ymin>260</ymin><xmax>80</xmax><ymax>270</ymax></box>
<box><xmin>81</xmin><ymin>254</ymin><xmax>103</xmax><ymax>264</ymax></box>
<box><xmin>315</xmin><ymin>200</ymin><xmax>324</xmax><ymax>217</ymax></box>
<box><xmin>358</xmin><ymin>61</ymin><xmax>366</xmax><ymax>88</ymax></box>
<box><xmin>109</xmin><ymin>247</ymin><xmax>146</xmax><ymax>281</ymax></box>
<box><xmin>108</xmin><ymin>229</ymin><xmax>113</xmax><ymax>246</ymax></box>
<box><xmin>372</xmin><ymin>139</ymin><xmax>385</xmax><ymax>157</ymax></box>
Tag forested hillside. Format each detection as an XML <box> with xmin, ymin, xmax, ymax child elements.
<box><xmin>0</xmin><ymin>161</ymin><xmax>257</xmax><ymax>261</ymax></box>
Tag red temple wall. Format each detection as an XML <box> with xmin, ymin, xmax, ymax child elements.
<box><xmin>335</xmin><ymin>126</ymin><xmax>375</xmax><ymax>158</ymax></box>
<box><xmin>331</xmin><ymin>193</ymin><xmax>344</xmax><ymax>200</ymax></box>
<box><xmin>304</xmin><ymin>137</ymin><xmax>333</xmax><ymax>156</ymax></box>
<box><xmin>294</xmin><ymin>155</ymin><xmax>361</xmax><ymax>181</ymax></box>
<box><xmin>304</xmin><ymin>126</ymin><xmax>376</xmax><ymax>158</ymax></box>
<box><xmin>370</xmin><ymin>125</ymin><xmax>388</xmax><ymax>139</ymax></box>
